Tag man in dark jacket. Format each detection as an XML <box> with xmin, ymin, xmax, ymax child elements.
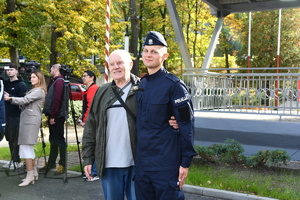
<box><xmin>82</xmin><ymin>50</ymin><xmax>138</xmax><ymax>200</ymax></box>
<box><xmin>41</xmin><ymin>64</ymin><xmax>67</xmax><ymax>175</ymax></box>
<box><xmin>135</xmin><ymin>31</ymin><xmax>196</xmax><ymax>200</ymax></box>
<box><xmin>3</xmin><ymin>64</ymin><xmax>27</xmax><ymax>169</ymax></box>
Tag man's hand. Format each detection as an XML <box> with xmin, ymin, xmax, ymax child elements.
<box><xmin>178</xmin><ymin>166</ymin><xmax>189</xmax><ymax>190</ymax></box>
<box><xmin>169</xmin><ymin>116</ymin><xmax>179</xmax><ymax>129</ymax></box>
<box><xmin>77</xmin><ymin>117</ymin><xmax>85</xmax><ymax>127</ymax></box>
<box><xmin>84</xmin><ymin>164</ymin><xmax>92</xmax><ymax>180</ymax></box>
<box><xmin>49</xmin><ymin>118</ymin><xmax>56</xmax><ymax>125</ymax></box>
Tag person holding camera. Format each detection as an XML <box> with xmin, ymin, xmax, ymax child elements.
<box><xmin>4</xmin><ymin>71</ymin><xmax>47</xmax><ymax>186</ymax></box>
<box><xmin>3</xmin><ymin>64</ymin><xmax>27</xmax><ymax>170</ymax></box>
<box><xmin>77</xmin><ymin>70</ymin><xmax>99</xmax><ymax>181</ymax></box>
<box><xmin>41</xmin><ymin>64</ymin><xmax>67</xmax><ymax>175</ymax></box>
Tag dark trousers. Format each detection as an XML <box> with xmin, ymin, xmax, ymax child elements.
<box><xmin>4</xmin><ymin>116</ymin><xmax>21</xmax><ymax>163</ymax></box>
<box><xmin>48</xmin><ymin>117</ymin><xmax>66</xmax><ymax>167</ymax></box>
<box><xmin>135</xmin><ymin>169</ymin><xmax>184</xmax><ymax>200</ymax></box>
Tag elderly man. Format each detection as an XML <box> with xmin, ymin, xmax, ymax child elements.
<box><xmin>134</xmin><ymin>31</ymin><xmax>196</xmax><ymax>200</ymax></box>
<box><xmin>82</xmin><ymin>50</ymin><xmax>138</xmax><ymax>200</ymax></box>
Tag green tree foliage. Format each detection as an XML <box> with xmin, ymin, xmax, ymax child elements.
<box><xmin>236</xmin><ymin>9</ymin><xmax>300</xmax><ymax>70</ymax></box>
<box><xmin>215</xmin><ymin>14</ymin><xmax>245</xmax><ymax>71</ymax></box>
<box><xmin>1</xmin><ymin>0</ymin><xmax>299</xmax><ymax>78</ymax></box>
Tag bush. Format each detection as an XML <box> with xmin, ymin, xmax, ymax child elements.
<box><xmin>67</xmin><ymin>100</ymin><xmax>82</xmax><ymax>126</ymax></box>
<box><xmin>245</xmin><ymin>149</ymin><xmax>291</xmax><ymax>168</ymax></box>
<box><xmin>194</xmin><ymin>145</ymin><xmax>216</xmax><ymax>163</ymax></box>
<box><xmin>265</xmin><ymin>149</ymin><xmax>291</xmax><ymax>167</ymax></box>
<box><xmin>218</xmin><ymin>138</ymin><xmax>246</xmax><ymax>164</ymax></box>
<box><xmin>245</xmin><ymin>150</ymin><xmax>270</xmax><ymax>167</ymax></box>
<box><xmin>194</xmin><ymin>139</ymin><xmax>291</xmax><ymax>168</ymax></box>
<box><xmin>41</xmin><ymin>100</ymin><xmax>82</xmax><ymax>127</ymax></box>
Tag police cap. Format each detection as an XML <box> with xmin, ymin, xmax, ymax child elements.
<box><xmin>144</xmin><ymin>31</ymin><xmax>168</xmax><ymax>47</ymax></box>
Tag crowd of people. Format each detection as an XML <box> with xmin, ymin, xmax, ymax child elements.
<box><xmin>1</xmin><ymin>31</ymin><xmax>196</xmax><ymax>199</ymax></box>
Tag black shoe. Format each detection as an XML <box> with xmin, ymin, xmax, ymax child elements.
<box><xmin>85</xmin><ymin>174</ymin><xmax>99</xmax><ymax>182</ymax></box>
<box><xmin>82</xmin><ymin>173</ymin><xmax>87</xmax><ymax>179</ymax></box>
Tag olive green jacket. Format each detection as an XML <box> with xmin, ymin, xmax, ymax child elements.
<box><xmin>82</xmin><ymin>74</ymin><xmax>140</xmax><ymax>178</ymax></box>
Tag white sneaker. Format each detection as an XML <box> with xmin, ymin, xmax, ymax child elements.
<box><xmin>4</xmin><ymin>162</ymin><xmax>23</xmax><ymax>170</ymax></box>
<box><xmin>2</xmin><ymin>161</ymin><xmax>11</xmax><ymax>169</ymax></box>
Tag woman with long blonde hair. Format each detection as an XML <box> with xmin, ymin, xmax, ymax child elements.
<box><xmin>4</xmin><ymin>70</ymin><xmax>47</xmax><ymax>187</ymax></box>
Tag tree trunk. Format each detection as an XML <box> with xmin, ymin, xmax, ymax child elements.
<box><xmin>225</xmin><ymin>48</ymin><xmax>230</xmax><ymax>73</ymax></box>
<box><xmin>50</xmin><ymin>27</ymin><xmax>63</xmax><ymax>69</ymax></box>
<box><xmin>129</xmin><ymin>0</ymin><xmax>139</xmax><ymax>76</ymax></box>
<box><xmin>6</xmin><ymin>0</ymin><xmax>19</xmax><ymax>65</ymax></box>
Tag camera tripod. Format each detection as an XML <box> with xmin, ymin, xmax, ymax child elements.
<box><xmin>41</xmin><ymin>78</ymin><xmax>84</xmax><ymax>184</ymax></box>
<box><xmin>0</xmin><ymin>123</ymin><xmax>26</xmax><ymax>178</ymax></box>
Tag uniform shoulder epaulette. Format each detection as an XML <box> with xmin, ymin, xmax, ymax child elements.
<box><xmin>166</xmin><ymin>73</ymin><xmax>180</xmax><ymax>83</ymax></box>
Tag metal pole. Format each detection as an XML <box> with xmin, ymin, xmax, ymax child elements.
<box><xmin>104</xmin><ymin>0</ymin><xmax>110</xmax><ymax>82</ymax></box>
<box><xmin>247</xmin><ymin>12</ymin><xmax>252</xmax><ymax>72</ymax></box>
<box><xmin>275</xmin><ymin>9</ymin><xmax>282</xmax><ymax>107</ymax></box>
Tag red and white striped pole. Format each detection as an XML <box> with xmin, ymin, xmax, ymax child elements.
<box><xmin>104</xmin><ymin>0</ymin><xmax>111</xmax><ymax>82</ymax></box>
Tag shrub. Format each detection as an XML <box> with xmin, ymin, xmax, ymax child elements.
<box><xmin>41</xmin><ymin>100</ymin><xmax>82</xmax><ymax>127</ymax></box>
<box><xmin>245</xmin><ymin>149</ymin><xmax>291</xmax><ymax>168</ymax></box>
<box><xmin>265</xmin><ymin>149</ymin><xmax>291</xmax><ymax>167</ymax></box>
<box><xmin>194</xmin><ymin>140</ymin><xmax>291</xmax><ymax>168</ymax></box>
<box><xmin>245</xmin><ymin>150</ymin><xmax>270</xmax><ymax>167</ymax></box>
<box><xmin>194</xmin><ymin>145</ymin><xmax>216</xmax><ymax>163</ymax></box>
<box><xmin>218</xmin><ymin>138</ymin><xmax>246</xmax><ymax>164</ymax></box>
<box><xmin>67</xmin><ymin>100</ymin><xmax>82</xmax><ymax>126</ymax></box>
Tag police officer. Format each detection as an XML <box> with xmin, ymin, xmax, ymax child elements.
<box><xmin>135</xmin><ymin>31</ymin><xmax>196</xmax><ymax>199</ymax></box>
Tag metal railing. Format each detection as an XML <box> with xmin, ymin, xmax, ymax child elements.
<box><xmin>183</xmin><ymin>67</ymin><xmax>300</xmax><ymax>116</ymax></box>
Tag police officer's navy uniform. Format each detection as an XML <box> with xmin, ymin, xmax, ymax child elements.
<box><xmin>135</xmin><ymin>31</ymin><xmax>196</xmax><ymax>200</ymax></box>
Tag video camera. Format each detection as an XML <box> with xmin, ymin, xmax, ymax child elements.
<box><xmin>20</xmin><ymin>60</ymin><xmax>40</xmax><ymax>74</ymax></box>
<box><xmin>0</xmin><ymin>65</ymin><xmax>9</xmax><ymax>80</ymax></box>
<box><xmin>59</xmin><ymin>64</ymin><xmax>73</xmax><ymax>80</ymax></box>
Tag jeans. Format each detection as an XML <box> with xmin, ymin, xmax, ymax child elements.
<box><xmin>101</xmin><ymin>166</ymin><xmax>135</xmax><ymax>200</ymax></box>
<box><xmin>5</xmin><ymin>116</ymin><xmax>20</xmax><ymax>162</ymax></box>
<box><xmin>48</xmin><ymin>117</ymin><xmax>66</xmax><ymax>167</ymax></box>
<box><xmin>91</xmin><ymin>161</ymin><xmax>97</xmax><ymax>176</ymax></box>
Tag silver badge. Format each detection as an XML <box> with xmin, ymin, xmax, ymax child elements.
<box><xmin>149</xmin><ymin>39</ymin><xmax>153</xmax><ymax>45</ymax></box>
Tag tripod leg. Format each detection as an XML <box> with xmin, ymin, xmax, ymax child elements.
<box><xmin>70</xmin><ymin>99</ymin><xmax>84</xmax><ymax>175</ymax></box>
<box><xmin>39</xmin><ymin>126</ymin><xmax>47</xmax><ymax>166</ymax></box>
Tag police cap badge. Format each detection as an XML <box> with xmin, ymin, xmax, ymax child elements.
<box><xmin>144</xmin><ymin>31</ymin><xmax>168</xmax><ymax>47</ymax></box>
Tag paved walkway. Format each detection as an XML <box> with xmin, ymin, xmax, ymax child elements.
<box><xmin>0</xmin><ymin>125</ymin><xmax>278</xmax><ymax>200</ymax></box>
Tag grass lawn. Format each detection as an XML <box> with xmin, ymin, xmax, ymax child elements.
<box><xmin>0</xmin><ymin>142</ymin><xmax>81</xmax><ymax>163</ymax></box>
<box><xmin>186</xmin><ymin>158</ymin><xmax>300</xmax><ymax>200</ymax></box>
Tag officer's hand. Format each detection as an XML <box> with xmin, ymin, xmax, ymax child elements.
<box><xmin>169</xmin><ymin>116</ymin><xmax>179</xmax><ymax>129</ymax></box>
<box><xmin>178</xmin><ymin>166</ymin><xmax>189</xmax><ymax>190</ymax></box>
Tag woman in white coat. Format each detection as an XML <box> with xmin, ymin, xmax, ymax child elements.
<box><xmin>4</xmin><ymin>71</ymin><xmax>47</xmax><ymax>187</ymax></box>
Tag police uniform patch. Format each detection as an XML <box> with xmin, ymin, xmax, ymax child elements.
<box><xmin>174</xmin><ymin>96</ymin><xmax>188</xmax><ymax>104</ymax></box>
<box><xmin>178</xmin><ymin>105</ymin><xmax>191</xmax><ymax>121</ymax></box>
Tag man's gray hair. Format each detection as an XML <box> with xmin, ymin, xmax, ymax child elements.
<box><xmin>109</xmin><ymin>50</ymin><xmax>133</xmax><ymax>62</ymax></box>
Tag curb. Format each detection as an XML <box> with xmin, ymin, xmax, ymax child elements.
<box><xmin>183</xmin><ymin>185</ymin><xmax>278</xmax><ymax>200</ymax></box>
